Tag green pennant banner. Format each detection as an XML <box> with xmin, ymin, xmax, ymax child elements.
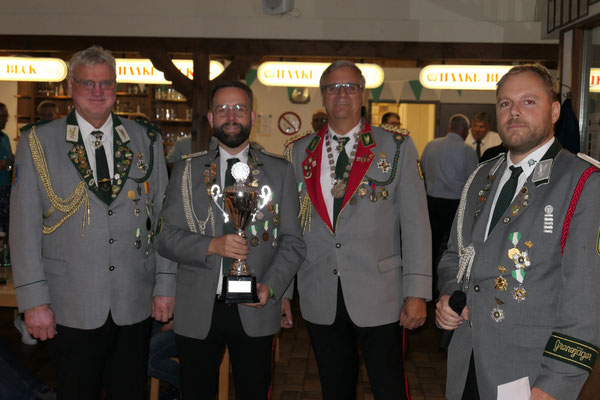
<box><xmin>409</xmin><ymin>80</ymin><xmax>423</xmax><ymax>101</ymax></box>
<box><xmin>457</xmin><ymin>90</ymin><xmax>463</xmax><ymax>96</ymax></box>
<box><xmin>371</xmin><ymin>83</ymin><xmax>384</xmax><ymax>103</ymax></box>
<box><xmin>245</xmin><ymin>69</ymin><xmax>257</xmax><ymax>87</ymax></box>
<box><xmin>287</xmin><ymin>87</ymin><xmax>295</xmax><ymax>98</ymax></box>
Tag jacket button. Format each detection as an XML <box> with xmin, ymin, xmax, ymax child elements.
<box><xmin>109</xmin><ymin>238</ymin><xmax>114</xmax><ymax>244</ymax></box>
<box><xmin>473</xmin><ymin>285</ymin><xmax>480</xmax><ymax>292</ymax></box>
<box><xmin>333</xmin><ymin>269</ymin><xmax>338</xmax><ymax>275</ymax></box>
<box><xmin>108</xmin><ymin>210</ymin><xmax>114</xmax><ymax>216</ymax></box>
<box><xmin>109</xmin><ymin>265</ymin><xmax>115</xmax><ymax>271</ymax></box>
<box><xmin>335</xmin><ymin>243</ymin><xmax>341</xmax><ymax>248</ymax></box>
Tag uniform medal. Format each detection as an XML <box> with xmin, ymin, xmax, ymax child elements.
<box><xmin>249</xmin><ymin>225</ymin><xmax>259</xmax><ymax>247</ymax></box>
<box><xmin>272</xmin><ymin>227</ymin><xmax>278</xmax><ymax>248</ymax></box>
<box><xmin>135</xmin><ymin>228</ymin><xmax>141</xmax><ymax>249</ymax></box>
<box><xmin>262</xmin><ymin>220</ymin><xmax>269</xmax><ymax>241</ymax></box>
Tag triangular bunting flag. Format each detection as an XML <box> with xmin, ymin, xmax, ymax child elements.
<box><xmin>409</xmin><ymin>80</ymin><xmax>423</xmax><ymax>101</ymax></box>
<box><xmin>245</xmin><ymin>69</ymin><xmax>257</xmax><ymax>87</ymax></box>
<box><xmin>371</xmin><ymin>83</ymin><xmax>384</xmax><ymax>103</ymax></box>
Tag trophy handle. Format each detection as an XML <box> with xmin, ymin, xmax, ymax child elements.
<box><xmin>210</xmin><ymin>184</ymin><xmax>230</xmax><ymax>223</ymax></box>
<box><xmin>251</xmin><ymin>185</ymin><xmax>272</xmax><ymax>222</ymax></box>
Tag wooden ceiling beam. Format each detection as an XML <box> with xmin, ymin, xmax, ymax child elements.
<box><xmin>0</xmin><ymin>35</ymin><xmax>558</xmax><ymax>62</ymax></box>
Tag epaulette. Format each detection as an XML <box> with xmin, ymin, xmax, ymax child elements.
<box><xmin>479</xmin><ymin>152</ymin><xmax>506</xmax><ymax>166</ymax></box>
<box><xmin>284</xmin><ymin>130</ymin><xmax>313</xmax><ymax>148</ymax></box>
<box><xmin>578</xmin><ymin>152</ymin><xmax>600</xmax><ymax>169</ymax></box>
<box><xmin>135</xmin><ymin>118</ymin><xmax>162</xmax><ymax>139</ymax></box>
<box><xmin>182</xmin><ymin>150</ymin><xmax>208</xmax><ymax>160</ymax></box>
<box><xmin>283</xmin><ymin>130</ymin><xmax>313</xmax><ymax>162</ymax></box>
<box><xmin>252</xmin><ymin>141</ymin><xmax>284</xmax><ymax>160</ymax></box>
<box><xmin>380</xmin><ymin>124</ymin><xmax>410</xmax><ymax>136</ymax></box>
<box><xmin>20</xmin><ymin>119</ymin><xmax>51</xmax><ymax>132</ymax></box>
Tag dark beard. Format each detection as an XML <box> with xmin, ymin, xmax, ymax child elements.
<box><xmin>213</xmin><ymin>122</ymin><xmax>251</xmax><ymax>148</ymax></box>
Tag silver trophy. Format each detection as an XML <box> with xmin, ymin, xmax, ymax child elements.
<box><xmin>211</xmin><ymin>162</ymin><xmax>272</xmax><ymax>303</ymax></box>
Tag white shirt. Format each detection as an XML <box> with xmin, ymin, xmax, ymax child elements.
<box><xmin>320</xmin><ymin>122</ymin><xmax>361</xmax><ymax>225</ymax></box>
<box><xmin>484</xmin><ymin>137</ymin><xmax>555</xmax><ymax>240</ymax></box>
<box><xmin>216</xmin><ymin>144</ymin><xmax>250</xmax><ymax>294</ymax></box>
<box><xmin>466</xmin><ymin>130</ymin><xmax>503</xmax><ymax>156</ymax></box>
<box><xmin>75</xmin><ymin>111</ymin><xmax>114</xmax><ymax>184</ymax></box>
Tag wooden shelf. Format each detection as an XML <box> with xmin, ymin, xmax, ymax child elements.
<box><xmin>16</xmin><ymin>95</ymin><xmax>31</xmax><ymax>99</ymax></box>
<box><xmin>155</xmin><ymin>118</ymin><xmax>192</xmax><ymax>123</ymax></box>
<box><xmin>153</xmin><ymin>98</ymin><xmax>188</xmax><ymax>103</ymax></box>
<box><xmin>116</xmin><ymin>92</ymin><xmax>148</xmax><ymax>97</ymax></box>
<box><xmin>34</xmin><ymin>95</ymin><xmax>71</xmax><ymax>100</ymax></box>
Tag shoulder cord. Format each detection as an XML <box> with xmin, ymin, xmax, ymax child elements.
<box><xmin>456</xmin><ymin>163</ymin><xmax>486</xmax><ymax>291</ymax></box>
<box><xmin>561</xmin><ymin>166</ymin><xmax>598</xmax><ymax>254</ymax></box>
<box><xmin>28</xmin><ymin>126</ymin><xmax>90</xmax><ymax>236</ymax></box>
<box><xmin>181</xmin><ymin>159</ymin><xmax>215</xmax><ymax>236</ymax></box>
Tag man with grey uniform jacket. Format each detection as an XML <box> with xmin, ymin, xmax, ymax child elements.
<box><xmin>10</xmin><ymin>46</ymin><xmax>175</xmax><ymax>399</ymax></box>
<box><xmin>436</xmin><ymin>64</ymin><xmax>600</xmax><ymax>400</ymax></box>
<box><xmin>286</xmin><ymin>60</ymin><xmax>431</xmax><ymax>399</ymax></box>
<box><xmin>157</xmin><ymin>80</ymin><xmax>305</xmax><ymax>400</ymax></box>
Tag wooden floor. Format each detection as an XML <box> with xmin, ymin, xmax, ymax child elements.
<box><xmin>0</xmin><ymin>301</ymin><xmax>448</xmax><ymax>400</ymax></box>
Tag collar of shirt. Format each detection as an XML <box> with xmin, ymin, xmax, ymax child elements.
<box><xmin>484</xmin><ymin>137</ymin><xmax>555</xmax><ymax>240</ymax></box>
<box><xmin>506</xmin><ymin>137</ymin><xmax>555</xmax><ymax>180</ymax></box>
<box><xmin>219</xmin><ymin>144</ymin><xmax>250</xmax><ymax>186</ymax></box>
<box><xmin>75</xmin><ymin>111</ymin><xmax>113</xmax><ymax>147</ymax></box>
<box><xmin>328</xmin><ymin>122</ymin><xmax>361</xmax><ymax>158</ymax></box>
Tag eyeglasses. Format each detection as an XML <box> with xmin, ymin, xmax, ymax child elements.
<box><xmin>322</xmin><ymin>82</ymin><xmax>363</xmax><ymax>95</ymax></box>
<box><xmin>72</xmin><ymin>77</ymin><xmax>116</xmax><ymax>91</ymax></box>
<box><xmin>213</xmin><ymin>104</ymin><xmax>250</xmax><ymax>118</ymax></box>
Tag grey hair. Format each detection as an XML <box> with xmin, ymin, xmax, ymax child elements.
<box><xmin>319</xmin><ymin>60</ymin><xmax>366</xmax><ymax>90</ymax></box>
<box><xmin>68</xmin><ymin>46</ymin><xmax>116</xmax><ymax>80</ymax></box>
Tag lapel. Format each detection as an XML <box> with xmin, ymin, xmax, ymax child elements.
<box><xmin>66</xmin><ymin>111</ymin><xmax>133</xmax><ymax>205</ymax></box>
<box><xmin>341</xmin><ymin>123</ymin><xmax>376</xmax><ymax>208</ymax></box>
<box><xmin>470</xmin><ymin>156</ymin><xmax>505</xmax><ymax>242</ymax></box>
<box><xmin>111</xmin><ymin>114</ymin><xmax>133</xmax><ymax>203</ymax></box>
<box><xmin>301</xmin><ymin>127</ymin><xmax>332</xmax><ymax>232</ymax></box>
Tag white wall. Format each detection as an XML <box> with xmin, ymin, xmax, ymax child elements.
<box><xmin>0</xmin><ymin>0</ymin><xmax>554</xmax><ymax>44</ymax></box>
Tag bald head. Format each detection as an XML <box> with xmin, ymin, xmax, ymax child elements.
<box><xmin>448</xmin><ymin>114</ymin><xmax>470</xmax><ymax>139</ymax></box>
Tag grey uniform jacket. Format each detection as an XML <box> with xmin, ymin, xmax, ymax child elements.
<box><xmin>10</xmin><ymin>113</ymin><xmax>175</xmax><ymax>330</ymax></box>
<box><xmin>157</xmin><ymin>144</ymin><xmax>306</xmax><ymax>340</ymax></box>
<box><xmin>438</xmin><ymin>141</ymin><xmax>600</xmax><ymax>400</ymax></box>
<box><xmin>288</xmin><ymin>124</ymin><xmax>432</xmax><ymax>327</ymax></box>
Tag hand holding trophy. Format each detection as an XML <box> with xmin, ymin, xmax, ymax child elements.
<box><xmin>211</xmin><ymin>162</ymin><xmax>272</xmax><ymax>303</ymax></box>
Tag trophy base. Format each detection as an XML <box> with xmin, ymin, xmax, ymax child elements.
<box><xmin>220</xmin><ymin>275</ymin><xmax>258</xmax><ymax>304</ymax></box>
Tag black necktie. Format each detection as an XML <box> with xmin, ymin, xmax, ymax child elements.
<box><xmin>223</xmin><ymin>157</ymin><xmax>240</xmax><ymax>272</ymax></box>
<box><xmin>489</xmin><ymin>166</ymin><xmax>523</xmax><ymax>233</ymax></box>
<box><xmin>475</xmin><ymin>140</ymin><xmax>482</xmax><ymax>159</ymax></box>
<box><xmin>333</xmin><ymin>136</ymin><xmax>349</xmax><ymax>230</ymax></box>
<box><xmin>92</xmin><ymin>130</ymin><xmax>112</xmax><ymax>203</ymax></box>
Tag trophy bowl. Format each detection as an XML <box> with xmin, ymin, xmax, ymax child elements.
<box><xmin>211</xmin><ymin>162</ymin><xmax>271</xmax><ymax>303</ymax></box>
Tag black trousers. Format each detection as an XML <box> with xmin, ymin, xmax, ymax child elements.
<box><xmin>306</xmin><ymin>280</ymin><xmax>410</xmax><ymax>400</ymax></box>
<box><xmin>427</xmin><ymin>196</ymin><xmax>460</xmax><ymax>298</ymax></box>
<box><xmin>176</xmin><ymin>302</ymin><xmax>274</xmax><ymax>400</ymax></box>
<box><xmin>50</xmin><ymin>313</ymin><xmax>152</xmax><ymax>400</ymax></box>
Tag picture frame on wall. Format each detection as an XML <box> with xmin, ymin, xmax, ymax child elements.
<box><xmin>548</xmin><ymin>0</ymin><xmax>556</xmax><ymax>32</ymax></box>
